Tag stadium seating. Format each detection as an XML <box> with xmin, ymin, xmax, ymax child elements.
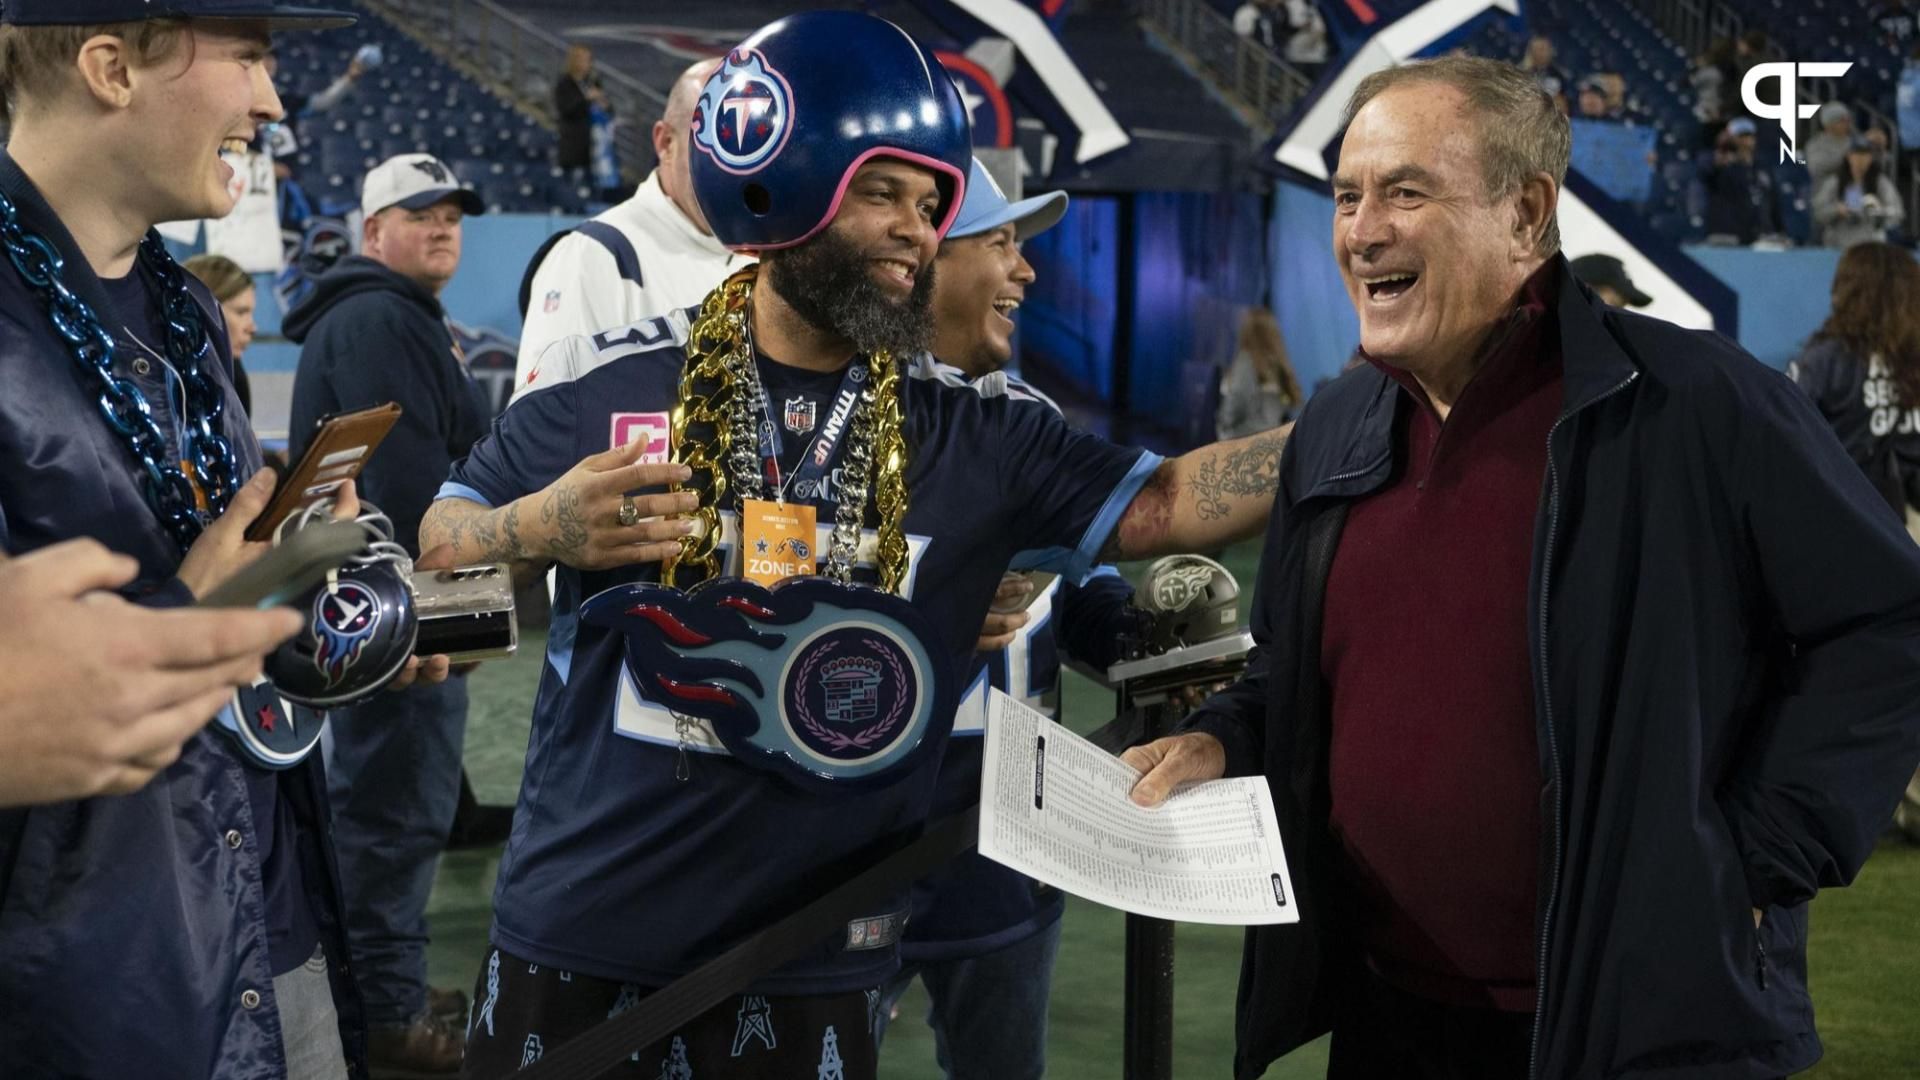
<box><xmin>1722</xmin><ymin>0</ymin><xmax>1903</xmax><ymax>116</ymax></box>
<box><xmin>272</xmin><ymin>1</ymin><xmax>588</xmax><ymax>215</ymax></box>
<box><xmin>1460</xmin><ymin>2</ymin><xmax>1830</xmax><ymax>243</ymax></box>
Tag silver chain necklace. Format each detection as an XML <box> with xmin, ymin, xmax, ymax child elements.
<box><xmin>727</xmin><ymin>310</ymin><xmax>880</xmax><ymax>586</ymax></box>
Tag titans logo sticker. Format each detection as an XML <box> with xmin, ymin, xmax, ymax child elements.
<box><xmin>581</xmin><ymin>577</ymin><xmax>953</xmax><ymax>790</ymax></box>
<box><xmin>692</xmin><ymin>48</ymin><xmax>795</xmax><ymax>175</ymax></box>
<box><xmin>209</xmin><ymin>678</ymin><xmax>326</xmax><ymax>770</ymax></box>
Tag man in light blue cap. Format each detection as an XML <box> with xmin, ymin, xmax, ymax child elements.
<box><xmin>926</xmin><ymin>157</ymin><xmax>1068</xmax><ymax>379</ymax></box>
<box><xmin>880</xmin><ymin>157</ymin><xmax>1142</xmax><ymax>1080</ymax></box>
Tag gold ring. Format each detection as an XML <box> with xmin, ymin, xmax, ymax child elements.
<box><xmin>618</xmin><ymin>495</ymin><xmax>640</xmax><ymax>527</ymax></box>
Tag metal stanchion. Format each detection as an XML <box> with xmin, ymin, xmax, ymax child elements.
<box><xmin>1102</xmin><ymin>633</ymin><xmax>1255</xmax><ymax>1080</ymax></box>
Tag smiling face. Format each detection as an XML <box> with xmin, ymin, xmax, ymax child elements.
<box><xmin>364</xmin><ymin>199</ymin><xmax>464</xmax><ymax>294</ymax></box>
<box><xmin>1332</xmin><ymin>82</ymin><xmax>1545</xmax><ymax>382</ymax></box>
<box><xmin>931</xmin><ymin>223</ymin><xmax>1034</xmax><ymax>376</ymax></box>
<box><xmin>762</xmin><ymin>158</ymin><xmax>945</xmax><ymax>357</ymax></box>
<box><xmin>829</xmin><ymin>158</ymin><xmax>943</xmax><ymax>299</ymax></box>
<box><xmin>121</xmin><ymin>21</ymin><xmax>282</xmax><ymax>224</ymax></box>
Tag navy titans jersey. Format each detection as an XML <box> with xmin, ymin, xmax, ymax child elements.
<box><xmin>440</xmin><ymin>311</ymin><xmax>1160</xmax><ymax>993</ymax></box>
<box><xmin>903</xmin><ymin>374</ymin><xmax>1140</xmax><ymax>961</ymax></box>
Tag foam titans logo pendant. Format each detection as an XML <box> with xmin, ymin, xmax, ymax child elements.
<box><xmin>581</xmin><ymin>576</ymin><xmax>953</xmax><ymax>791</ymax></box>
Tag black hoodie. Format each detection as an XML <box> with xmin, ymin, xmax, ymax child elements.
<box><xmin>285</xmin><ymin>255</ymin><xmax>489</xmax><ymax>553</ymax></box>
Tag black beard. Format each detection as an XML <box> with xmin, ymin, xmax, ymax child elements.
<box><xmin>767</xmin><ymin>227</ymin><xmax>936</xmax><ymax>356</ymax></box>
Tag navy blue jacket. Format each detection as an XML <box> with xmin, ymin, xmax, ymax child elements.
<box><xmin>1187</xmin><ymin>259</ymin><xmax>1920</xmax><ymax>1079</ymax></box>
<box><xmin>285</xmin><ymin>255</ymin><xmax>489</xmax><ymax>554</ymax></box>
<box><xmin>0</xmin><ymin>150</ymin><xmax>366</xmax><ymax>1079</ymax></box>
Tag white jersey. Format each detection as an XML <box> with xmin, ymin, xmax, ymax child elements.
<box><xmin>513</xmin><ymin>171</ymin><xmax>749</xmax><ymax>386</ymax></box>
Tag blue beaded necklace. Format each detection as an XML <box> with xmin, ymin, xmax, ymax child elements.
<box><xmin>0</xmin><ymin>189</ymin><xmax>239</xmax><ymax>549</ymax></box>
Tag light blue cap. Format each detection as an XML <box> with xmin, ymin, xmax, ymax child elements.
<box><xmin>946</xmin><ymin>158</ymin><xmax>1069</xmax><ymax>241</ymax></box>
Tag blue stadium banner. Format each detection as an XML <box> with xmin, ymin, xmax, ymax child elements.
<box><xmin>914</xmin><ymin>0</ymin><xmax>1128</xmax><ymax>164</ymax></box>
<box><xmin>1569</xmin><ymin>119</ymin><xmax>1656</xmax><ymax>205</ymax></box>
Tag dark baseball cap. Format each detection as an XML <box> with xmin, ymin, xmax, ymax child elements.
<box><xmin>1</xmin><ymin>0</ymin><xmax>355</xmax><ymax>29</ymax></box>
<box><xmin>1569</xmin><ymin>253</ymin><xmax>1652</xmax><ymax>307</ymax></box>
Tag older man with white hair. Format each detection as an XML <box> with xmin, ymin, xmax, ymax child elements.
<box><xmin>1126</xmin><ymin>55</ymin><xmax>1920</xmax><ymax>1079</ymax></box>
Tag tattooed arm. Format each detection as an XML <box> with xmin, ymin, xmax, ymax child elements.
<box><xmin>1101</xmin><ymin>423</ymin><xmax>1291</xmax><ymax>560</ymax></box>
<box><xmin>419</xmin><ymin>439</ymin><xmax>698</xmax><ymax>584</ymax></box>
<box><xmin>420</xmin><ymin>497</ymin><xmax>549</xmax><ymax>587</ymax></box>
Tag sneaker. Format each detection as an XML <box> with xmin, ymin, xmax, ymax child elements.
<box><xmin>367</xmin><ymin>1012</ymin><xmax>464</xmax><ymax>1079</ymax></box>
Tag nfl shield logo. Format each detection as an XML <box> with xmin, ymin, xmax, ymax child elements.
<box><xmin>783</xmin><ymin>397</ymin><xmax>816</xmax><ymax>435</ymax></box>
<box><xmin>543</xmin><ymin>289</ymin><xmax>561</xmax><ymax>313</ymax></box>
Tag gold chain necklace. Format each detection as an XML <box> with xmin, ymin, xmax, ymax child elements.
<box><xmin>662</xmin><ymin>266</ymin><xmax>912</xmax><ymax>593</ymax></box>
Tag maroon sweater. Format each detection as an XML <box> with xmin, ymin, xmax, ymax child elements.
<box><xmin>1321</xmin><ymin>279</ymin><xmax>1562</xmax><ymax>1013</ymax></box>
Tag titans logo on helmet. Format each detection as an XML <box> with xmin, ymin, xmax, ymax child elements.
<box><xmin>692</xmin><ymin>48</ymin><xmax>796</xmax><ymax>175</ymax></box>
<box><xmin>313</xmin><ymin>579</ymin><xmax>383</xmax><ymax>688</ymax></box>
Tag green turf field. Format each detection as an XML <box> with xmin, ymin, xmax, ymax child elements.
<box><xmin>432</xmin><ymin>549</ymin><xmax>1920</xmax><ymax>1078</ymax></box>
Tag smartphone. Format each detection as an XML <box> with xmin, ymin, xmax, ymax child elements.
<box><xmin>198</xmin><ymin>519</ymin><xmax>369</xmax><ymax>609</ymax></box>
<box><xmin>246</xmin><ymin>403</ymin><xmax>403</xmax><ymax>542</ymax></box>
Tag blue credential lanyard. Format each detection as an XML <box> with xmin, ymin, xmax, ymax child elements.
<box><xmin>755</xmin><ymin>359</ymin><xmax>869</xmax><ymax>505</ymax></box>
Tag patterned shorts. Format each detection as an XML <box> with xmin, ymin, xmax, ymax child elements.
<box><xmin>461</xmin><ymin>944</ymin><xmax>883</xmax><ymax>1080</ymax></box>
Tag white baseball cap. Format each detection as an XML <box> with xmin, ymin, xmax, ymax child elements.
<box><xmin>360</xmin><ymin>153</ymin><xmax>486</xmax><ymax>218</ymax></box>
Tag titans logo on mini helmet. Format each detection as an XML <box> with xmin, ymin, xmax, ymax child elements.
<box><xmin>314</xmin><ymin>578</ymin><xmax>383</xmax><ymax>685</ymax></box>
<box><xmin>692</xmin><ymin>49</ymin><xmax>795</xmax><ymax>175</ymax></box>
<box><xmin>266</xmin><ymin>561</ymin><xmax>420</xmax><ymax>709</ymax></box>
<box><xmin>581</xmin><ymin>576</ymin><xmax>954</xmax><ymax>791</ymax></box>
<box><xmin>689</xmin><ymin>10</ymin><xmax>973</xmax><ymax>252</ymax></box>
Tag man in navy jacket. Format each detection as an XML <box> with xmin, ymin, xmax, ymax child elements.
<box><xmin>285</xmin><ymin>152</ymin><xmax>490</xmax><ymax>1076</ymax></box>
<box><xmin>1126</xmin><ymin>57</ymin><xmax>1920</xmax><ymax>1079</ymax></box>
<box><xmin>0</xmin><ymin>2</ymin><xmax>376</xmax><ymax>1077</ymax></box>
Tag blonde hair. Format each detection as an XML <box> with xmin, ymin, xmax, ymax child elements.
<box><xmin>0</xmin><ymin>20</ymin><xmax>189</xmax><ymax>123</ymax></box>
<box><xmin>182</xmin><ymin>253</ymin><xmax>253</xmax><ymax>303</ymax></box>
<box><xmin>1344</xmin><ymin>55</ymin><xmax>1570</xmax><ymax>255</ymax></box>
<box><xmin>1235</xmin><ymin>307</ymin><xmax>1302</xmax><ymax>404</ymax></box>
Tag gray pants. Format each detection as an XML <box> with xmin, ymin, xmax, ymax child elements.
<box><xmin>275</xmin><ymin>945</ymin><xmax>349</xmax><ymax>1080</ymax></box>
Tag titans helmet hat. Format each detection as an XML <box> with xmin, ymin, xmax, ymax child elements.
<box><xmin>1</xmin><ymin>0</ymin><xmax>354</xmax><ymax>28</ymax></box>
<box><xmin>947</xmin><ymin>158</ymin><xmax>1068</xmax><ymax>242</ymax></box>
<box><xmin>689</xmin><ymin>10</ymin><xmax>972</xmax><ymax>252</ymax></box>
